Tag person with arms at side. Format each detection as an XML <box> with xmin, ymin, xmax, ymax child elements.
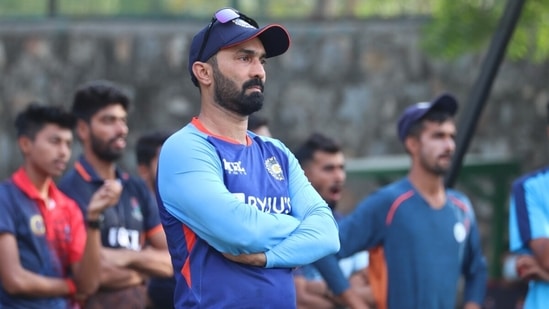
<box><xmin>156</xmin><ymin>7</ymin><xmax>339</xmax><ymax>308</ymax></box>
<box><xmin>58</xmin><ymin>81</ymin><xmax>173</xmax><ymax>309</ymax></box>
<box><xmin>135</xmin><ymin>130</ymin><xmax>176</xmax><ymax>309</ymax></box>
<box><xmin>314</xmin><ymin>93</ymin><xmax>487</xmax><ymax>309</ymax></box>
<box><xmin>293</xmin><ymin>133</ymin><xmax>373</xmax><ymax>309</ymax></box>
<box><xmin>0</xmin><ymin>103</ymin><xmax>121</xmax><ymax>308</ymax></box>
<box><xmin>247</xmin><ymin>113</ymin><xmax>272</xmax><ymax>137</ymax></box>
<box><xmin>508</xmin><ymin>100</ymin><xmax>549</xmax><ymax>309</ymax></box>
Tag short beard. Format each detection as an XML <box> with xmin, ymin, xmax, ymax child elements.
<box><xmin>90</xmin><ymin>132</ymin><xmax>124</xmax><ymax>162</ymax></box>
<box><xmin>211</xmin><ymin>57</ymin><xmax>264</xmax><ymax>116</ymax></box>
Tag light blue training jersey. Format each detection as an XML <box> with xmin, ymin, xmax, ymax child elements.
<box><xmin>509</xmin><ymin>167</ymin><xmax>549</xmax><ymax>309</ymax></box>
<box><xmin>156</xmin><ymin>118</ymin><xmax>339</xmax><ymax>308</ymax></box>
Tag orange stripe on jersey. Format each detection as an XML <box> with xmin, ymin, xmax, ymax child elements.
<box><xmin>181</xmin><ymin>225</ymin><xmax>197</xmax><ymax>287</ymax></box>
<box><xmin>385</xmin><ymin>190</ymin><xmax>414</xmax><ymax>225</ymax></box>
<box><xmin>191</xmin><ymin>117</ymin><xmax>252</xmax><ymax>146</ymax></box>
<box><xmin>74</xmin><ymin>161</ymin><xmax>92</xmax><ymax>182</ymax></box>
<box><xmin>449</xmin><ymin>196</ymin><xmax>468</xmax><ymax>213</ymax></box>
<box><xmin>145</xmin><ymin>224</ymin><xmax>164</xmax><ymax>238</ymax></box>
<box><xmin>367</xmin><ymin>247</ymin><xmax>388</xmax><ymax>309</ymax></box>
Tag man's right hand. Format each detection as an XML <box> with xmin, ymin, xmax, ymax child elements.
<box><xmin>517</xmin><ymin>254</ymin><xmax>549</xmax><ymax>281</ymax></box>
<box><xmin>337</xmin><ymin>289</ymin><xmax>371</xmax><ymax>309</ymax></box>
<box><xmin>87</xmin><ymin>179</ymin><xmax>122</xmax><ymax>219</ymax></box>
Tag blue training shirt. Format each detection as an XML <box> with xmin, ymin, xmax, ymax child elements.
<box><xmin>509</xmin><ymin>167</ymin><xmax>549</xmax><ymax>309</ymax></box>
<box><xmin>156</xmin><ymin>118</ymin><xmax>339</xmax><ymax>308</ymax></box>
<box><xmin>314</xmin><ymin>178</ymin><xmax>487</xmax><ymax>309</ymax></box>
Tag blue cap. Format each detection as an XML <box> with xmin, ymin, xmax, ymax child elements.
<box><xmin>397</xmin><ymin>93</ymin><xmax>458</xmax><ymax>142</ymax></box>
<box><xmin>188</xmin><ymin>10</ymin><xmax>290</xmax><ymax>87</ymax></box>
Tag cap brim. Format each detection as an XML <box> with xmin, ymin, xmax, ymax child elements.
<box><xmin>222</xmin><ymin>24</ymin><xmax>290</xmax><ymax>58</ymax></box>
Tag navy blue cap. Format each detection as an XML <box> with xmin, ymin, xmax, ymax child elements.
<box><xmin>397</xmin><ymin>93</ymin><xmax>458</xmax><ymax>142</ymax></box>
<box><xmin>188</xmin><ymin>11</ymin><xmax>290</xmax><ymax>87</ymax></box>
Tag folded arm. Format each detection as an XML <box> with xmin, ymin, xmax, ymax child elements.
<box><xmin>158</xmin><ymin>135</ymin><xmax>301</xmax><ymax>255</ymax></box>
<box><xmin>0</xmin><ymin>233</ymin><xmax>74</xmax><ymax>297</ymax></box>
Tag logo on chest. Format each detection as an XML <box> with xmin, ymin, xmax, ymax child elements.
<box><xmin>453</xmin><ymin>222</ymin><xmax>467</xmax><ymax>243</ymax></box>
<box><xmin>223</xmin><ymin>159</ymin><xmax>247</xmax><ymax>175</ymax></box>
<box><xmin>30</xmin><ymin>215</ymin><xmax>46</xmax><ymax>236</ymax></box>
<box><xmin>265</xmin><ymin>156</ymin><xmax>284</xmax><ymax>181</ymax></box>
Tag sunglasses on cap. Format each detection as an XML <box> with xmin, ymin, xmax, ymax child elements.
<box><xmin>196</xmin><ymin>7</ymin><xmax>260</xmax><ymax>62</ymax></box>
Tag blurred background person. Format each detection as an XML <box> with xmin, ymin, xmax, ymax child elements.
<box><xmin>247</xmin><ymin>113</ymin><xmax>272</xmax><ymax>137</ymax></box>
<box><xmin>58</xmin><ymin>80</ymin><xmax>173</xmax><ymax>309</ymax></box>
<box><xmin>293</xmin><ymin>133</ymin><xmax>373</xmax><ymax>309</ymax></box>
<box><xmin>135</xmin><ymin>130</ymin><xmax>176</xmax><ymax>309</ymax></box>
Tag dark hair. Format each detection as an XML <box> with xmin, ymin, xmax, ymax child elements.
<box><xmin>406</xmin><ymin>110</ymin><xmax>454</xmax><ymax>139</ymax></box>
<box><xmin>136</xmin><ymin>130</ymin><xmax>172</xmax><ymax>166</ymax></box>
<box><xmin>248</xmin><ymin>114</ymin><xmax>269</xmax><ymax>132</ymax></box>
<box><xmin>72</xmin><ymin>80</ymin><xmax>130</xmax><ymax>122</ymax></box>
<box><xmin>294</xmin><ymin>133</ymin><xmax>342</xmax><ymax>166</ymax></box>
<box><xmin>15</xmin><ymin>103</ymin><xmax>76</xmax><ymax>139</ymax></box>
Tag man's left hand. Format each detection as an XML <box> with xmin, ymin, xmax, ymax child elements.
<box><xmin>223</xmin><ymin>252</ymin><xmax>266</xmax><ymax>267</ymax></box>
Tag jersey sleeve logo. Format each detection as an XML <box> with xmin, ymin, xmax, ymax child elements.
<box><xmin>30</xmin><ymin>214</ymin><xmax>46</xmax><ymax>236</ymax></box>
<box><xmin>265</xmin><ymin>156</ymin><xmax>284</xmax><ymax>181</ymax></box>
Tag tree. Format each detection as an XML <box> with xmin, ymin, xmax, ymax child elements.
<box><xmin>423</xmin><ymin>0</ymin><xmax>549</xmax><ymax>62</ymax></box>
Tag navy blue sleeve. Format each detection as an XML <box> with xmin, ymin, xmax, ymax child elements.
<box><xmin>0</xmin><ymin>184</ymin><xmax>16</xmax><ymax>234</ymax></box>
<box><xmin>462</xmin><ymin>218</ymin><xmax>488</xmax><ymax>305</ymax></box>
<box><xmin>134</xmin><ymin>178</ymin><xmax>162</xmax><ymax>231</ymax></box>
<box><xmin>314</xmin><ymin>190</ymin><xmax>390</xmax><ymax>294</ymax></box>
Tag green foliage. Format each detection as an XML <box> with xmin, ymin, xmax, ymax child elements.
<box><xmin>423</xmin><ymin>0</ymin><xmax>549</xmax><ymax>62</ymax></box>
<box><xmin>0</xmin><ymin>0</ymin><xmax>47</xmax><ymax>16</ymax></box>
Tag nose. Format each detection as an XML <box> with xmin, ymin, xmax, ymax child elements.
<box><xmin>446</xmin><ymin>136</ymin><xmax>456</xmax><ymax>152</ymax></box>
<box><xmin>250</xmin><ymin>58</ymin><xmax>266</xmax><ymax>81</ymax></box>
<box><xmin>60</xmin><ymin>141</ymin><xmax>71</xmax><ymax>159</ymax></box>
<box><xmin>334</xmin><ymin>168</ymin><xmax>346</xmax><ymax>183</ymax></box>
<box><xmin>116</xmin><ymin>119</ymin><xmax>129</xmax><ymax>136</ymax></box>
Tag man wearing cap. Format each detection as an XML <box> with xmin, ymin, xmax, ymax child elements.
<box><xmin>156</xmin><ymin>7</ymin><xmax>339</xmax><ymax>308</ymax></box>
<box><xmin>314</xmin><ymin>93</ymin><xmax>487</xmax><ymax>309</ymax></box>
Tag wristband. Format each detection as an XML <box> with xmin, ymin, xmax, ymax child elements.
<box><xmin>65</xmin><ymin>278</ymin><xmax>77</xmax><ymax>296</ymax></box>
<box><xmin>86</xmin><ymin>214</ymin><xmax>104</xmax><ymax>230</ymax></box>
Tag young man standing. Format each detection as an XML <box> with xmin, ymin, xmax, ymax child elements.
<box><xmin>0</xmin><ymin>103</ymin><xmax>121</xmax><ymax>308</ymax></box>
<box><xmin>508</xmin><ymin>100</ymin><xmax>549</xmax><ymax>309</ymax></box>
<box><xmin>156</xmin><ymin>7</ymin><xmax>339</xmax><ymax>308</ymax></box>
<box><xmin>58</xmin><ymin>81</ymin><xmax>172</xmax><ymax>308</ymax></box>
<box><xmin>314</xmin><ymin>94</ymin><xmax>487</xmax><ymax>309</ymax></box>
<box><xmin>293</xmin><ymin>133</ymin><xmax>373</xmax><ymax>309</ymax></box>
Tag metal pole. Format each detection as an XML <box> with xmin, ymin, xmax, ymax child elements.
<box><xmin>445</xmin><ymin>0</ymin><xmax>526</xmax><ymax>188</ymax></box>
<box><xmin>47</xmin><ymin>0</ymin><xmax>58</xmax><ymax>17</ymax></box>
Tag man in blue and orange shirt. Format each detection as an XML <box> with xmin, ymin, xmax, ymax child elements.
<box><xmin>156</xmin><ymin>6</ymin><xmax>339</xmax><ymax>308</ymax></box>
<box><xmin>0</xmin><ymin>103</ymin><xmax>121</xmax><ymax>308</ymax></box>
<box><xmin>58</xmin><ymin>81</ymin><xmax>172</xmax><ymax>308</ymax></box>
<box><xmin>314</xmin><ymin>94</ymin><xmax>487</xmax><ymax>309</ymax></box>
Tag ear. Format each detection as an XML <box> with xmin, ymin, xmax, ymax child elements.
<box><xmin>18</xmin><ymin>136</ymin><xmax>32</xmax><ymax>156</ymax></box>
<box><xmin>76</xmin><ymin>119</ymin><xmax>89</xmax><ymax>141</ymax></box>
<box><xmin>137</xmin><ymin>164</ymin><xmax>150</xmax><ymax>182</ymax></box>
<box><xmin>405</xmin><ymin>136</ymin><xmax>419</xmax><ymax>155</ymax></box>
<box><xmin>192</xmin><ymin>61</ymin><xmax>213</xmax><ymax>86</ymax></box>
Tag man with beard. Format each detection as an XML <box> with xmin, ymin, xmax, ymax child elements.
<box><xmin>314</xmin><ymin>94</ymin><xmax>487</xmax><ymax>309</ymax></box>
<box><xmin>156</xmin><ymin>7</ymin><xmax>339</xmax><ymax>308</ymax></box>
<box><xmin>58</xmin><ymin>81</ymin><xmax>173</xmax><ymax>308</ymax></box>
<box><xmin>0</xmin><ymin>103</ymin><xmax>121</xmax><ymax>308</ymax></box>
<box><xmin>293</xmin><ymin>133</ymin><xmax>373</xmax><ymax>309</ymax></box>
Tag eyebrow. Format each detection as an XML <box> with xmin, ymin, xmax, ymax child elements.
<box><xmin>238</xmin><ymin>48</ymin><xmax>267</xmax><ymax>59</ymax></box>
